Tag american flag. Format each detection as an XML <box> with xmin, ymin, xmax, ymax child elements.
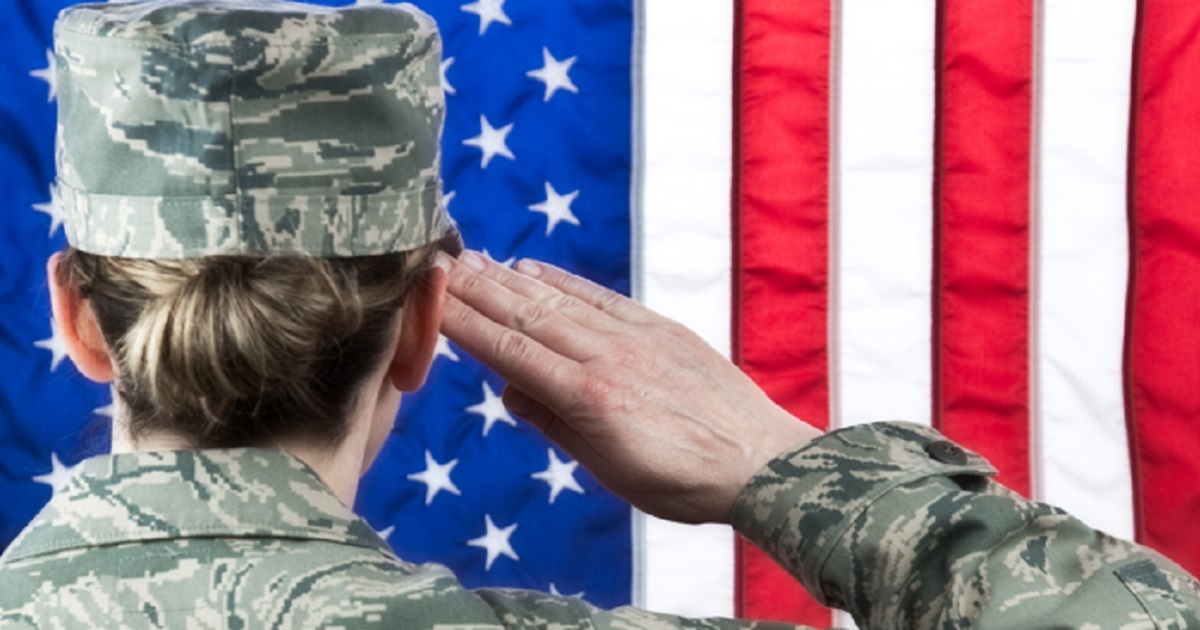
<box><xmin>5</xmin><ymin>0</ymin><xmax>1200</xmax><ymax>628</ymax></box>
<box><xmin>640</xmin><ymin>1</ymin><xmax>1200</xmax><ymax>626</ymax></box>
<box><xmin>1</xmin><ymin>0</ymin><xmax>634</xmax><ymax>612</ymax></box>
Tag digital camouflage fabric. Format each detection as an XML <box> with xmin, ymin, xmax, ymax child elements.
<box><xmin>1</xmin><ymin>424</ymin><xmax>1197</xmax><ymax>629</ymax></box>
<box><xmin>734</xmin><ymin>422</ymin><xmax>1200</xmax><ymax>629</ymax></box>
<box><xmin>54</xmin><ymin>0</ymin><xmax>451</xmax><ymax>259</ymax></box>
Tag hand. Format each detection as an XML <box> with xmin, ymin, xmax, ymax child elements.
<box><xmin>438</xmin><ymin>251</ymin><xmax>822</xmax><ymax>524</ymax></box>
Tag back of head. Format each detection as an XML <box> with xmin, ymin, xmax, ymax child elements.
<box><xmin>59</xmin><ymin>245</ymin><xmax>460</xmax><ymax>448</ymax></box>
<box><xmin>53</xmin><ymin>0</ymin><xmax>460</xmax><ymax>448</ymax></box>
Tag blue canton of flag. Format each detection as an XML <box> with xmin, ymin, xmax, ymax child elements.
<box><xmin>0</xmin><ymin>0</ymin><xmax>634</xmax><ymax>609</ymax></box>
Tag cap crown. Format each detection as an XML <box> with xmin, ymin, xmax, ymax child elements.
<box><xmin>55</xmin><ymin>0</ymin><xmax>449</xmax><ymax>258</ymax></box>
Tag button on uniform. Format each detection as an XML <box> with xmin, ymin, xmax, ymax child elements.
<box><xmin>925</xmin><ymin>440</ymin><xmax>968</xmax><ymax>465</ymax></box>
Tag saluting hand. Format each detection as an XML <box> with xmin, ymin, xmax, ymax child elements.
<box><xmin>437</xmin><ymin>251</ymin><xmax>820</xmax><ymax>525</ymax></box>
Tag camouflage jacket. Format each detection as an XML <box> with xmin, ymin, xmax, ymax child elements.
<box><xmin>1</xmin><ymin>422</ymin><xmax>1197</xmax><ymax>628</ymax></box>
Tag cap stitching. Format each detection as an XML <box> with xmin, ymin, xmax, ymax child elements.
<box><xmin>228</xmin><ymin>36</ymin><xmax>244</xmax><ymax>251</ymax></box>
<box><xmin>57</xmin><ymin>28</ymin><xmax>424</xmax><ymax>52</ymax></box>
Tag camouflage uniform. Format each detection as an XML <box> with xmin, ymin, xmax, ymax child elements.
<box><xmin>55</xmin><ymin>0</ymin><xmax>453</xmax><ymax>259</ymax></box>
<box><xmin>33</xmin><ymin>1</ymin><xmax>1200</xmax><ymax>628</ymax></box>
<box><xmin>1</xmin><ymin>422</ymin><xmax>1197</xmax><ymax>629</ymax></box>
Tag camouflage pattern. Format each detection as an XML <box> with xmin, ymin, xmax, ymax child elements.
<box><xmin>2</xmin><ymin>426</ymin><xmax>1198</xmax><ymax>628</ymax></box>
<box><xmin>0</xmin><ymin>448</ymin><xmax>793</xmax><ymax>629</ymax></box>
<box><xmin>735</xmin><ymin>421</ymin><xmax>1200</xmax><ymax>628</ymax></box>
<box><xmin>54</xmin><ymin>0</ymin><xmax>452</xmax><ymax>259</ymax></box>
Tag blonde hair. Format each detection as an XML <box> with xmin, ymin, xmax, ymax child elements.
<box><xmin>59</xmin><ymin>234</ymin><xmax>461</xmax><ymax>449</ymax></box>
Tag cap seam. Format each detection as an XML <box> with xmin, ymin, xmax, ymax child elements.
<box><xmin>60</xmin><ymin>179</ymin><xmax>439</xmax><ymax>258</ymax></box>
<box><xmin>59</xmin><ymin>177</ymin><xmax>437</xmax><ymax>202</ymax></box>
<box><xmin>228</xmin><ymin>37</ymin><xmax>244</xmax><ymax>251</ymax></box>
<box><xmin>56</xmin><ymin>29</ymin><xmax>423</xmax><ymax>51</ymax></box>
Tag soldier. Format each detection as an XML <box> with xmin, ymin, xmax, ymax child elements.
<box><xmin>1</xmin><ymin>0</ymin><xmax>1197</xmax><ymax>628</ymax></box>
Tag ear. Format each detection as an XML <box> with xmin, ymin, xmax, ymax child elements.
<box><xmin>387</xmin><ymin>264</ymin><xmax>449</xmax><ymax>392</ymax></box>
<box><xmin>47</xmin><ymin>253</ymin><xmax>115</xmax><ymax>383</ymax></box>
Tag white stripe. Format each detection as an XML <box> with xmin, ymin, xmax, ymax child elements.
<box><xmin>635</xmin><ymin>0</ymin><xmax>735</xmax><ymax>617</ymax></box>
<box><xmin>638</xmin><ymin>0</ymin><xmax>1140</xmax><ymax>619</ymax></box>
<box><xmin>1035</xmin><ymin>0</ymin><xmax>1135</xmax><ymax>540</ymax></box>
<box><xmin>833</xmin><ymin>3</ymin><xmax>936</xmax><ymax>626</ymax></box>
<box><xmin>835</xmin><ymin>0</ymin><xmax>936</xmax><ymax>432</ymax></box>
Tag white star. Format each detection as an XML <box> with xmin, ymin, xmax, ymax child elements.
<box><xmin>406</xmin><ymin>450</ymin><xmax>462</xmax><ymax>505</ymax></box>
<box><xmin>375</xmin><ymin>525</ymin><xmax>395</xmax><ymax>541</ymax></box>
<box><xmin>466</xmin><ymin>381</ymin><xmax>517</xmax><ymax>436</ymax></box>
<box><xmin>481</xmin><ymin>249</ymin><xmax>516</xmax><ymax>268</ymax></box>
<box><xmin>549</xmin><ymin>583</ymin><xmax>586</xmax><ymax>599</ymax></box>
<box><xmin>461</xmin><ymin>0</ymin><xmax>511</xmax><ymax>35</ymax></box>
<box><xmin>29</xmin><ymin>49</ymin><xmax>56</xmax><ymax>103</ymax></box>
<box><xmin>440</xmin><ymin>57</ymin><xmax>457</xmax><ymax>96</ymax></box>
<box><xmin>531</xmin><ymin>449</ymin><xmax>585</xmax><ymax>504</ymax></box>
<box><xmin>34</xmin><ymin>321</ymin><xmax>69</xmax><ymax>372</ymax></box>
<box><xmin>441</xmin><ymin>190</ymin><xmax>456</xmax><ymax>210</ymax></box>
<box><xmin>32</xmin><ymin>182</ymin><xmax>65</xmax><ymax>237</ymax></box>
<box><xmin>529</xmin><ymin>182</ymin><xmax>581</xmax><ymax>236</ymax></box>
<box><xmin>33</xmin><ymin>453</ymin><xmax>79</xmax><ymax>493</ymax></box>
<box><xmin>526</xmin><ymin>48</ymin><xmax>579</xmax><ymax>102</ymax></box>
<box><xmin>467</xmin><ymin>514</ymin><xmax>519</xmax><ymax>570</ymax></box>
<box><xmin>462</xmin><ymin>116</ymin><xmax>515</xmax><ymax>169</ymax></box>
<box><xmin>435</xmin><ymin>334</ymin><xmax>460</xmax><ymax>362</ymax></box>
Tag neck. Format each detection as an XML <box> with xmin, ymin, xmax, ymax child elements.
<box><xmin>106</xmin><ymin>356</ymin><xmax>400</xmax><ymax>508</ymax></box>
<box><xmin>110</xmin><ymin>409</ymin><xmax>370</xmax><ymax>507</ymax></box>
<box><xmin>273</xmin><ymin>436</ymin><xmax>366</xmax><ymax>506</ymax></box>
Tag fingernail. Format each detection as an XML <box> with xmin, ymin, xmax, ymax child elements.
<box><xmin>433</xmin><ymin>252</ymin><xmax>453</xmax><ymax>273</ymax></box>
<box><xmin>515</xmin><ymin>259</ymin><xmax>543</xmax><ymax>277</ymax></box>
<box><xmin>460</xmin><ymin>250</ymin><xmax>486</xmax><ymax>271</ymax></box>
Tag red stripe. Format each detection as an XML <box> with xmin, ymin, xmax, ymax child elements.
<box><xmin>1126</xmin><ymin>0</ymin><xmax>1200</xmax><ymax>578</ymax></box>
<box><xmin>933</xmin><ymin>0</ymin><xmax>1035</xmax><ymax>497</ymax></box>
<box><xmin>733</xmin><ymin>0</ymin><xmax>833</xmax><ymax>625</ymax></box>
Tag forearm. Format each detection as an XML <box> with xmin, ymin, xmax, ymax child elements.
<box><xmin>437</xmin><ymin>253</ymin><xmax>1200</xmax><ymax>627</ymax></box>
<box><xmin>733</xmin><ymin>421</ymin><xmax>1200</xmax><ymax>628</ymax></box>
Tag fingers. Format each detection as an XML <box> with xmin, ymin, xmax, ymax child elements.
<box><xmin>440</xmin><ymin>291</ymin><xmax>580</xmax><ymax>411</ymax></box>
<box><xmin>512</xmin><ymin>258</ymin><xmax>659</xmax><ymax>325</ymax></box>
<box><xmin>445</xmin><ymin>252</ymin><xmax>604</xmax><ymax>361</ymax></box>
<box><xmin>502</xmin><ymin>384</ymin><xmax>608</xmax><ymax>487</ymax></box>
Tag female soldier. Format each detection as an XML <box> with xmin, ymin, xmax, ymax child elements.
<box><xmin>1</xmin><ymin>1</ymin><xmax>1197</xmax><ymax>628</ymax></box>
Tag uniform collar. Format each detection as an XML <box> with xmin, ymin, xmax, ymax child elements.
<box><xmin>2</xmin><ymin>448</ymin><xmax>395</xmax><ymax>563</ymax></box>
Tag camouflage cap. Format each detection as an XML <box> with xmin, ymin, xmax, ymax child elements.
<box><xmin>54</xmin><ymin>0</ymin><xmax>452</xmax><ymax>258</ymax></box>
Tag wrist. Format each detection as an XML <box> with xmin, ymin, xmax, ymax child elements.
<box><xmin>724</xmin><ymin>411</ymin><xmax>822</xmax><ymax>523</ymax></box>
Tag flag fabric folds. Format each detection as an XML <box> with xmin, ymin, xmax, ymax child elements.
<box><xmin>638</xmin><ymin>0</ymin><xmax>1199</xmax><ymax>625</ymax></box>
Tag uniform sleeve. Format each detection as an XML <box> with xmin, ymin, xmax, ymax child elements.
<box><xmin>731</xmin><ymin>421</ymin><xmax>1200</xmax><ymax>628</ymax></box>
